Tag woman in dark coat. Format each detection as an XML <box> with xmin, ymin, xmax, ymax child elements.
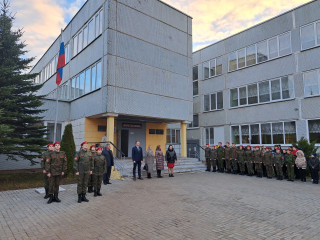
<box><xmin>166</xmin><ymin>145</ymin><xmax>177</xmax><ymax>177</ymax></box>
<box><xmin>308</xmin><ymin>153</ymin><xmax>319</xmax><ymax>184</ymax></box>
<box><xmin>155</xmin><ymin>145</ymin><xmax>164</xmax><ymax>178</ymax></box>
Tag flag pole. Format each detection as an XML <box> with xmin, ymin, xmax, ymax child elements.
<box><xmin>53</xmin><ymin>29</ymin><xmax>63</xmax><ymax>143</ymax></box>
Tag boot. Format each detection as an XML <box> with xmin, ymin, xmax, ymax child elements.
<box><xmin>147</xmin><ymin>173</ymin><xmax>151</xmax><ymax>179</ymax></box>
<box><xmin>82</xmin><ymin>194</ymin><xmax>89</xmax><ymax>202</ymax></box>
<box><xmin>78</xmin><ymin>194</ymin><xmax>82</xmax><ymax>203</ymax></box>
<box><xmin>212</xmin><ymin>169</ymin><xmax>216</xmax><ymax>172</ymax></box>
<box><xmin>44</xmin><ymin>189</ymin><xmax>49</xmax><ymax>199</ymax></box>
<box><xmin>47</xmin><ymin>194</ymin><xmax>53</xmax><ymax>204</ymax></box>
<box><xmin>97</xmin><ymin>189</ymin><xmax>102</xmax><ymax>196</ymax></box>
<box><xmin>88</xmin><ymin>186</ymin><xmax>93</xmax><ymax>193</ymax></box>
<box><xmin>54</xmin><ymin>193</ymin><xmax>61</xmax><ymax>203</ymax></box>
<box><xmin>94</xmin><ymin>190</ymin><xmax>97</xmax><ymax>197</ymax></box>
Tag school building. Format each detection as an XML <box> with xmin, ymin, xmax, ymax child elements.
<box><xmin>30</xmin><ymin>0</ymin><xmax>193</xmax><ymax>158</ymax></box>
<box><xmin>187</xmin><ymin>0</ymin><xmax>320</xmax><ymax>159</ymax></box>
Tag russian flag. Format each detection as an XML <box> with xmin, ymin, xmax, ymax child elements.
<box><xmin>56</xmin><ymin>42</ymin><xmax>65</xmax><ymax>85</ymax></box>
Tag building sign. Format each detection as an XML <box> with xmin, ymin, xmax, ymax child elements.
<box><xmin>122</xmin><ymin>123</ymin><xmax>142</xmax><ymax>129</ymax></box>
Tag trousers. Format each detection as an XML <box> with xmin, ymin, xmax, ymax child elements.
<box><xmin>77</xmin><ymin>172</ymin><xmax>90</xmax><ymax>194</ymax></box>
<box><xmin>49</xmin><ymin>175</ymin><xmax>61</xmax><ymax>194</ymax></box>
<box><xmin>133</xmin><ymin>161</ymin><xmax>141</xmax><ymax>178</ymax></box>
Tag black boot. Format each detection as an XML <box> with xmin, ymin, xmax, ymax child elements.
<box><xmin>88</xmin><ymin>186</ymin><xmax>93</xmax><ymax>193</ymax></box>
<box><xmin>78</xmin><ymin>194</ymin><xmax>82</xmax><ymax>203</ymax></box>
<box><xmin>82</xmin><ymin>194</ymin><xmax>89</xmax><ymax>202</ymax></box>
<box><xmin>47</xmin><ymin>194</ymin><xmax>53</xmax><ymax>204</ymax></box>
<box><xmin>97</xmin><ymin>189</ymin><xmax>102</xmax><ymax>196</ymax></box>
<box><xmin>147</xmin><ymin>173</ymin><xmax>151</xmax><ymax>179</ymax></box>
<box><xmin>94</xmin><ymin>190</ymin><xmax>97</xmax><ymax>197</ymax></box>
<box><xmin>212</xmin><ymin>169</ymin><xmax>216</xmax><ymax>172</ymax></box>
<box><xmin>54</xmin><ymin>193</ymin><xmax>61</xmax><ymax>203</ymax></box>
<box><xmin>44</xmin><ymin>189</ymin><xmax>49</xmax><ymax>199</ymax></box>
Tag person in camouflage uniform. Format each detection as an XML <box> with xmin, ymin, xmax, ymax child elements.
<box><xmin>237</xmin><ymin>145</ymin><xmax>246</xmax><ymax>175</ymax></box>
<box><xmin>205</xmin><ymin>144</ymin><xmax>211</xmax><ymax>172</ymax></box>
<box><xmin>210</xmin><ymin>145</ymin><xmax>217</xmax><ymax>172</ymax></box>
<box><xmin>230</xmin><ymin>143</ymin><xmax>238</xmax><ymax>174</ymax></box>
<box><xmin>224</xmin><ymin>142</ymin><xmax>232</xmax><ymax>173</ymax></box>
<box><xmin>285</xmin><ymin>148</ymin><xmax>295</xmax><ymax>181</ymax></box>
<box><xmin>245</xmin><ymin>145</ymin><xmax>254</xmax><ymax>176</ymax></box>
<box><xmin>74</xmin><ymin>141</ymin><xmax>94</xmax><ymax>203</ymax></box>
<box><xmin>87</xmin><ymin>145</ymin><xmax>96</xmax><ymax>193</ymax></box>
<box><xmin>41</xmin><ymin>143</ymin><xmax>54</xmax><ymax>199</ymax></box>
<box><xmin>46</xmin><ymin>142</ymin><xmax>67</xmax><ymax>204</ymax></box>
<box><xmin>263</xmin><ymin>147</ymin><xmax>274</xmax><ymax>178</ymax></box>
<box><xmin>92</xmin><ymin>147</ymin><xmax>106</xmax><ymax>196</ymax></box>
<box><xmin>274</xmin><ymin>148</ymin><xmax>284</xmax><ymax>180</ymax></box>
<box><xmin>216</xmin><ymin>142</ymin><xmax>224</xmax><ymax>172</ymax></box>
<box><xmin>253</xmin><ymin>146</ymin><xmax>263</xmax><ymax>178</ymax></box>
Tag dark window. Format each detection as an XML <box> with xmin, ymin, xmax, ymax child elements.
<box><xmin>149</xmin><ymin>129</ymin><xmax>156</xmax><ymax>134</ymax></box>
<box><xmin>156</xmin><ymin>129</ymin><xmax>164</xmax><ymax>135</ymax></box>
<box><xmin>98</xmin><ymin>125</ymin><xmax>106</xmax><ymax>132</ymax></box>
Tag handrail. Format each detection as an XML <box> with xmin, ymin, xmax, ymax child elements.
<box><xmin>87</xmin><ymin>141</ymin><xmax>126</xmax><ymax>157</ymax></box>
<box><xmin>187</xmin><ymin>142</ymin><xmax>205</xmax><ymax>151</ymax></box>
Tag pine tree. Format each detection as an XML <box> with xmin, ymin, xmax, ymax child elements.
<box><xmin>0</xmin><ymin>0</ymin><xmax>48</xmax><ymax>164</ymax></box>
<box><xmin>61</xmin><ymin>124</ymin><xmax>76</xmax><ymax>176</ymax></box>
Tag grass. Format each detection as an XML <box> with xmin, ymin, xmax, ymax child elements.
<box><xmin>0</xmin><ymin>169</ymin><xmax>78</xmax><ymax>191</ymax></box>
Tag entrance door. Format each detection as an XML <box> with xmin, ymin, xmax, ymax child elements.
<box><xmin>121</xmin><ymin>129</ymin><xmax>129</xmax><ymax>157</ymax></box>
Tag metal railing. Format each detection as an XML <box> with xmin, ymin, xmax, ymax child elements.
<box><xmin>187</xmin><ymin>142</ymin><xmax>205</xmax><ymax>161</ymax></box>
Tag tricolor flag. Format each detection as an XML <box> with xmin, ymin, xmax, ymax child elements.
<box><xmin>56</xmin><ymin>42</ymin><xmax>65</xmax><ymax>85</ymax></box>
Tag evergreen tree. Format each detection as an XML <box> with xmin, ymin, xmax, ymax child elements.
<box><xmin>293</xmin><ymin>137</ymin><xmax>318</xmax><ymax>159</ymax></box>
<box><xmin>0</xmin><ymin>0</ymin><xmax>48</xmax><ymax>164</ymax></box>
<box><xmin>61</xmin><ymin>124</ymin><xmax>76</xmax><ymax>176</ymax></box>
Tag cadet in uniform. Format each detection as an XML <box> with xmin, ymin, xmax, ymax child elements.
<box><xmin>210</xmin><ymin>145</ymin><xmax>217</xmax><ymax>172</ymax></box>
<box><xmin>254</xmin><ymin>146</ymin><xmax>263</xmax><ymax>178</ymax></box>
<box><xmin>41</xmin><ymin>143</ymin><xmax>54</xmax><ymax>199</ymax></box>
<box><xmin>230</xmin><ymin>143</ymin><xmax>238</xmax><ymax>174</ymax></box>
<box><xmin>205</xmin><ymin>144</ymin><xmax>211</xmax><ymax>172</ymax></box>
<box><xmin>263</xmin><ymin>147</ymin><xmax>273</xmax><ymax>178</ymax></box>
<box><xmin>46</xmin><ymin>142</ymin><xmax>67</xmax><ymax>204</ymax></box>
<box><xmin>216</xmin><ymin>142</ymin><xmax>224</xmax><ymax>172</ymax></box>
<box><xmin>224</xmin><ymin>142</ymin><xmax>232</xmax><ymax>173</ymax></box>
<box><xmin>74</xmin><ymin>141</ymin><xmax>93</xmax><ymax>203</ymax></box>
<box><xmin>274</xmin><ymin>148</ymin><xmax>284</xmax><ymax>180</ymax></box>
<box><xmin>237</xmin><ymin>145</ymin><xmax>246</xmax><ymax>175</ymax></box>
<box><xmin>92</xmin><ymin>147</ymin><xmax>106</xmax><ymax>196</ymax></box>
<box><xmin>245</xmin><ymin>145</ymin><xmax>254</xmax><ymax>176</ymax></box>
<box><xmin>87</xmin><ymin>145</ymin><xmax>96</xmax><ymax>193</ymax></box>
<box><xmin>285</xmin><ymin>148</ymin><xmax>295</xmax><ymax>181</ymax></box>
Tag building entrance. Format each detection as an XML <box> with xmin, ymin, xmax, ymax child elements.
<box><xmin>121</xmin><ymin>129</ymin><xmax>129</xmax><ymax>157</ymax></box>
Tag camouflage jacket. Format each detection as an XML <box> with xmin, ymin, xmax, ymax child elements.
<box><xmin>245</xmin><ymin>150</ymin><xmax>253</xmax><ymax>162</ymax></box>
<box><xmin>224</xmin><ymin>147</ymin><xmax>231</xmax><ymax>159</ymax></box>
<box><xmin>253</xmin><ymin>150</ymin><xmax>262</xmax><ymax>163</ymax></box>
<box><xmin>263</xmin><ymin>151</ymin><xmax>273</xmax><ymax>165</ymax></box>
<box><xmin>210</xmin><ymin>149</ymin><xmax>217</xmax><ymax>160</ymax></box>
<box><xmin>46</xmin><ymin>151</ymin><xmax>67</xmax><ymax>176</ymax></box>
<box><xmin>237</xmin><ymin>150</ymin><xmax>245</xmax><ymax>163</ymax></box>
<box><xmin>41</xmin><ymin>150</ymin><xmax>52</xmax><ymax>170</ymax></box>
<box><xmin>93</xmin><ymin>154</ymin><xmax>106</xmax><ymax>176</ymax></box>
<box><xmin>74</xmin><ymin>149</ymin><xmax>94</xmax><ymax>173</ymax></box>
<box><xmin>284</xmin><ymin>153</ymin><xmax>295</xmax><ymax>165</ymax></box>
<box><xmin>230</xmin><ymin>147</ymin><xmax>238</xmax><ymax>159</ymax></box>
<box><xmin>205</xmin><ymin>147</ymin><xmax>211</xmax><ymax>158</ymax></box>
<box><xmin>216</xmin><ymin>146</ymin><xmax>224</xmax><ymax>158</ymax></box>
<box><xmin>273</xmin><ymin>153</ymin><xmax>284</xmax><ymax>165</ymax></box>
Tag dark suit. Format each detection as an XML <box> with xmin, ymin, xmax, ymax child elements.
<box><xmin>102</xmin><ymin>148</ymin><xmax>114</xmax><ymax>184</ymax></box>
<box><xmin>132</xmin><ymin>146</ymin><xmax>143</xmax><ymax>178</ymax></box>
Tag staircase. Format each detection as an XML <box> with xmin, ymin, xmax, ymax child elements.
<box><xmin>114</xmin><ymin>157</ymin><xmax>206</xmax><ymax>178</ymax></box>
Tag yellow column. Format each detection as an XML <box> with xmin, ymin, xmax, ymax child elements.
<box><xmin>107</xmin><ymin>116</ymin><xmax>115</xmax><ymax>152</ymax></box>
<box><xmin>180</xmin><ymin>122</ymin><xmax>187</xmax><ymax>157</ymax></box>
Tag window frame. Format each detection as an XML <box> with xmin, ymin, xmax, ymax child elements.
<box><xmin>303</xmin><ymin>68</ymin><xmax>320</xmax><ymax>98</ymax></box>
<box><xmin>300</xmin><ymin>21</ymin><xmax>320</xmax><ymax>51</ymax></box>
<box><xmin>203</xmin><ymin>91</ymin><xmax>224</xmax><ymax>112</ymax></box>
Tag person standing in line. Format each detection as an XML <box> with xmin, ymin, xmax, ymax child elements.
<box><xmin>74</xmin><ymin>141</ymin><xmax>93</xmax><ymax>203</ymax></box>
<box><xmin>46</xmin><ymin>142</ymin><xmax>67</xmax><ymax>204</ymax></box>
<box><xmin>216</xmin><ymin>142</ymin><xmax>224</xmax><ymax>172</ymax></box>
<box><xmin>245</xmin><ymin>145</ymin><xmax>254</xmax><ymax>176</ymax></box>
<box><xmin>205</xmin><ymin>144</ymin><xmax>211</xmax><ymax>172</ymax></box>
<box><xmin>295</xmin><ymin>150</ymin><xmax>307</xmax><ymax>182</ymax></box>
<box><xmin>210</xmin><ymin>145</ymin><xmax>217</xmax><ymax>172</ymax></box>
<box><xmin>224</xmin><ymin>142</ymin><xmax>232</xmax><ymax>173</ymax></box>
<box><xmin>93</xmin><ymin>147</ymin><xmax>106</xmax><ymax>196</ymax></box>
<box><xmin>155</xmin><ymin>145</ymin><xmax>164</xmax><ymax>178</ymax></box>
<box><xmin>237</xmin><ymin>145</ymin><xmax>246</xmax><ymax>175</ymax></box>
<box><xmin>87</xmin><ymin>145</ymin><xmax>96</xmax><ymax>193</ymax></box>
<box><xmin>41</xmin><ymin>143</ymin><xmax>54</xmax><ymax>199</ymax></box>
<box><xmin>253</xmin><ymin>146</ymin><xmax>263</xmax><ymax>178</ymax></box>
<box><xmin>132</xmin><ymin>141</ymin><xmax>144</xmax><ymax>180</ymax></box>
<box><xmin>308</xmin><ymin>153</ymin><xmax>319</xmax><ymax>184</ymax></box>
<box><xmin>230</xmin><ymin>143</ymin><xmax>238</xmax><ymax>174</ymax></box>
<box><xmin>274</xmin><ymin>148</ymin><xmax>284</xmax><ymax>180</ymax></box>
<box><xmin>263</xmin><ymin>147</ymin><xmax>274</xmax><ymax>179</ymax></box>
<box><xmin>145</xmin><ymin>145</ymin><xmax>154</xmax><ymax>179</ymax></box>
<box><xmin>166</xmin><ymin>145</ymin><xmax>177</xmax><ymax>177</ymax></box>
<box><xmin>102</xmin><ymin>144</ymin><xmax>114</xmax><ymax>184</ymax></box>
<box><xmin>285</xmin><ymin>148</ymin><xmax>295</xmax><ymax>181</ymax></box>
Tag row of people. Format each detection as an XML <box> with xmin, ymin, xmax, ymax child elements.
<box><xmin>204</xmin><ymin>142</ymin><xmax>319</xmax><ymax>182</ymax></box>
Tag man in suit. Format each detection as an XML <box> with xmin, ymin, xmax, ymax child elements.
<box><xmin>132</xmin><ymin>141</ymin><xmax>143</xmax><ymax>180</ymax></box>
<box><xmin>102</xmin><ymin>144</ymin><xmax>114</xmax><ymax>185</ymax></box>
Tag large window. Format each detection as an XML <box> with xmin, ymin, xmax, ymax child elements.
<box><xmin>231</xmin><ymin>121</ymin><xmax>296</xmax><ymax>145</ymax></box>
<box><xmin>203</xmin><ymin>56</ymin><xmax>223</xmax><ymax>79</ymax></box>
<box><xmin>230</xmin><ymin>75</ymin><xmax>294</xmax><ymax>108</ymax></box>
<box><xmin>304</xmin><ymin>69</ymin><xmax>320</xmax><ymax>97</ymax></box>
<box><xmin>308</xmin><ymin>120</ymin><xmax>320</xmax><ymax>143</ymax></box>
<box><xmin>167</xmin><ymin>129</ymin><xmax>180</xmax><ymax>144</ymax></box>
<box><xmin>205</xmin><ymin>127</ymin><xmax>214</xmax><ymax>145</ymax></box>
<box><xmin>301</xmin><ymin>21</ymin><xmax>320</xmax><ymax>50</ymax></box>
<box><xmin>193</xmin><ymin>65</ymin><xmax>199</xmax><ymax>96</ymax></box>
<box><xmin>203</xmin><ymin>91</ymin><xmax>223</xmax><ymax>111</ymax></box>
<box><xmin>188</xmin><ymin>114</ymin><xmax>199</xmax><ymax>128</ymax></box>
<box><xmin>229</xmin><ymin>32</ymin><xmax>291</xmax><ymax>72</ymax></box>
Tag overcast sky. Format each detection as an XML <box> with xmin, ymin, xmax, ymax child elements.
<box><xmin>9</xmin><ymin>0</ymin><xmax>312</xmax><ymax>67</ymax></box>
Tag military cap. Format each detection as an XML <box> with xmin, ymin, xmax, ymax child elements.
<box><xmin>226</xmin><ymin>142</ymin><xmax>230</xmax><ymax>144</ymax></box>
<box><xmin>232</xmin><ymin>142</ymin><xmax>236</xmax><ymax>145</ymax></box>
<box><xmin>247</xmin><ymin>145</ymin><xmax>251</xmax><ymax>148</ymax></box>
<box><xmin>90</xmin><ymin>145</ymin><xmax>95</xmax><ymax>149</ymax></box>
<box><xmin>287</xmin><ymin>148</ymin><xmax>292</xmax><ymax>151</ymax></box>
<box><xmin>266</xmin><ymin>147</ymin><xmax>270</xmax><ymax>149</ymax></box>
<box><xmin>47</xmin><ymin>143</ymin><xmax>54</xmax><ymax>147</ymax></box>
<box><xmin>206</xmin><ymin>144</ymin><xmax>209</xmax><ymax>146</ymax></box>
<box><xmin>256</xmin><ymin>146</ymin><xmax>260</xmax><ymax>149</ymax></box>
<box><xmin>96</xmin><ymin>147</ymin><xmax>103</xmax><ymax>151</ymax></box>
<box><xmin>54</xmin><ymin>142</ymin><xmax>60</xmax><ymax>146</ymax></box>
<box><xmin>212</xmin><ymin>145</ymin><xmax>215</xmax><ymax>148</ymax></box>
<box><xmin>81</xmin><ymin>141</ymin><xmax>88</xmax><ymax>146</ymax></box>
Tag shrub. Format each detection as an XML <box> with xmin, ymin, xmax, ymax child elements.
<box><xmin>61</xmin><ymin>124</ymin><xmax>76</xmax><ymax>176</ymax></box>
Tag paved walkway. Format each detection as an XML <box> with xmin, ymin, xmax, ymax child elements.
<box><xmin>1</xmin><ymin>172</ymin><xmax>320</xmax><ymax>240</ymax></box>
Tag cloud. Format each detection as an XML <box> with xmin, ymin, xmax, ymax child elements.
<box><xmin>162</xmin><ymin>0</ymin><xmax>312</xmax><ymax>51</ymax></box>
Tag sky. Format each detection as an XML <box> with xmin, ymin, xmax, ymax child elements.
<box><xmin>9</xmin><ymin>0</ymin><xmax>312</xmax><ymax>67</ymax></box>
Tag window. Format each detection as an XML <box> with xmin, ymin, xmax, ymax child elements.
<box><xmin>279</xmin><ymin>32</ymin><xmax>291</xmax><ymax>56</ymax></box>
<box><xmin>83</xmin><ymin>26</ymin><xmax>88</xmax><ymax>48</ymax></box>
<box><xmin>281</xmin><ymin>76</ymin><xmax>294</xmax><ymax>99</ymax></box>
<box><xmin>95</xmin><ymin>14</ymin><xmax>100</xmax><ymax>38</ymax></box>
<box><xmin>230</xmin><ymin>88</ymin><xmax>238</xmax><ymax>107</ymax></box>
<box><xmin>96</xmin><ymin>61</ymin><xmax>102</xmax><ymax>89</ymax></box>
<box><xmin>167</xmin><ymin>129</ymin><xmax>180</xmax><ymax>144</ymax></box>
<box><xmin>71</xmin><ymin>77</ymin><xmax>75</xmax><ymax>99</ymax></box>
<box><xmin>79</xmin><ymin>72</ymin><xmax>85</xmax><ymax>96</ymax></box>
<box><xmin>193</xmin><ymin>65</ymin><xmax>198</xmax><ymax>80</ymax></box>
<box><xmin>65</xmin><ymin>44</ymin><xmax>70</xmax><ymax>63</ymax></box>
<box><xmin>284</xmin><ymin>122</ymin><xmax>296</xmax><ymax>144</ymax></box>
<box><xmin>261</xmin><ymin>123</ymin><xmax>272</xmax><ymax>144</ymax></box>
<box><xmin>231</xmin><ymin>126</ymin><xmax>240</xmax><ymax>144</ymax></box>
<box><xmin>205</xmin><ymin>127</ymin><xmax>214</xmax><ymax>145</ymax></box>
<box><xmin>204</xmin><ymin>95</ymin><xmax>210</xmax><ymax>111</ymax></box>
<box><xmin>88</xmin><ymin>19</ymin><xmax>95</xmax><ymax>43</ymax></box>
<box><xmin>228</xmin><ymin>52</ymin><xmax>237</xmax><ymax>71</ymax></box>
<box><xmin>246</xmin><ymin>45</ymin><xmax>256</xmax><ymax>66</ymax></box>
<box><xmin>216</xmin><ymin>57</ymin><xmax>222</xmax><ymax>75</ymax></box>
<box><xmin>75</xmin><ymin>76</ymin><xmax>79</xmax><ymax>98</ymax></box>
<box><xmin>99</xmin><ymin>10</ymin><xmax>103</xmax><ymax>34</ymax></box>
<box><xmin>73</xmin><ymin>35</ymin><xmax>78</xmax><ymax>57</ymax></box>
<box><xmin>301</xmin><ymin>23</ymin><xmax>316</xmax><ymax>50</ymax></box>
<box><xmin>250</xmin><ymin>124</ymin><xmax>260</xmax><ymax>144</ymax></box>
<box><xmin>239</xmin><ymin>87</ymin><xmax>247</xmax><ymax>105</ymax></box>
<box><xmin>304</xmin><ymin>69</ymin><xmax>319</xmax><ymax>97</ymax></box>
<box><xmin>188</xmin><ymin>114</ymin><xmax>199</xmax><ymax>128</ymax></box>
<box><xmin>257</xmin><ymin>40</ymin><xmax>268</xmax><ymax>63</ymax></box>
<box><xmin>85</xmin><ymin>68</ymin><xmax>91</xmax><ymax>94</ymax></box>
<box><xmin>259</xmin><ymin>81</ymin><xmax>270</xmax><ymax>103</ymax></box>
<box><xmin>203</xmin><ymin>61</ymin><xmax>209</xmax><ymax>79</ymax></box>
<box><xmin>308</xmin><ymin>120</ymin><xmax>320</xmax><ymax>143</ymax></box>
<box><xmin>248</xmin><ymin>84</ymin><xmax>258</xmax><ymax>104</ymax></box>
<box><xmin>193</xmin><ymin>65</ymin><xmax>199</xmax><ymax>96</ymax></box>
<box><xmin>204</xmin><ymin>57</ymin><xmax>223</xmax><ymax>78</ymax></box>
<box><xmin>91</xmin><ymin>65</ymin><xmax>96</xmax><ymax>91</ymax></box>
<box><xmin>272</xmin><ymin>122</ymin><xmax>284</xmax><ymax>144</ymax></box>
<box><xmin>317</xmin><ymin>22</ymin><xmax>320</xmax><ymax>45</ymax></box>
<box><xmin>241</xmin><ymin>125</ymin><xmax>250</xmax><ymax>144</ymax></box>
<box><xmin>237</xmin><ymin>48</ymin><xmax>246</xmax><ymax>68</ymax></box>
<box><xmin>210</xmin><ymin>59</ymin><xmax>216</xmax><ymax>77</ymax></box>
<box><xmin>78</xmin><ymin>31</ymin><xmax>83</xmax><ymax>53</ymax></box>
<box><xmin>268</xmin><ymin>37</ymin><xmax>278</xmax><ymax>59</ymax></box>
<box><xmin>210</xmin><ymin>93</ymin><xmax>216</xmax><ymax>110</ymax></box>
<box><xmin>204</xmin><ymin>91</ymin><xmax>223</xmax><ymax>111</ymax></box>
<box><xmin>217</xmin><ymin>91</ymin><xmax>223</xmax><ymax>109</ymax></box>
<box><xmin>271</xmin><ymin>79</ymin><xmax>281</xmax><ymax>101</ymax></box>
